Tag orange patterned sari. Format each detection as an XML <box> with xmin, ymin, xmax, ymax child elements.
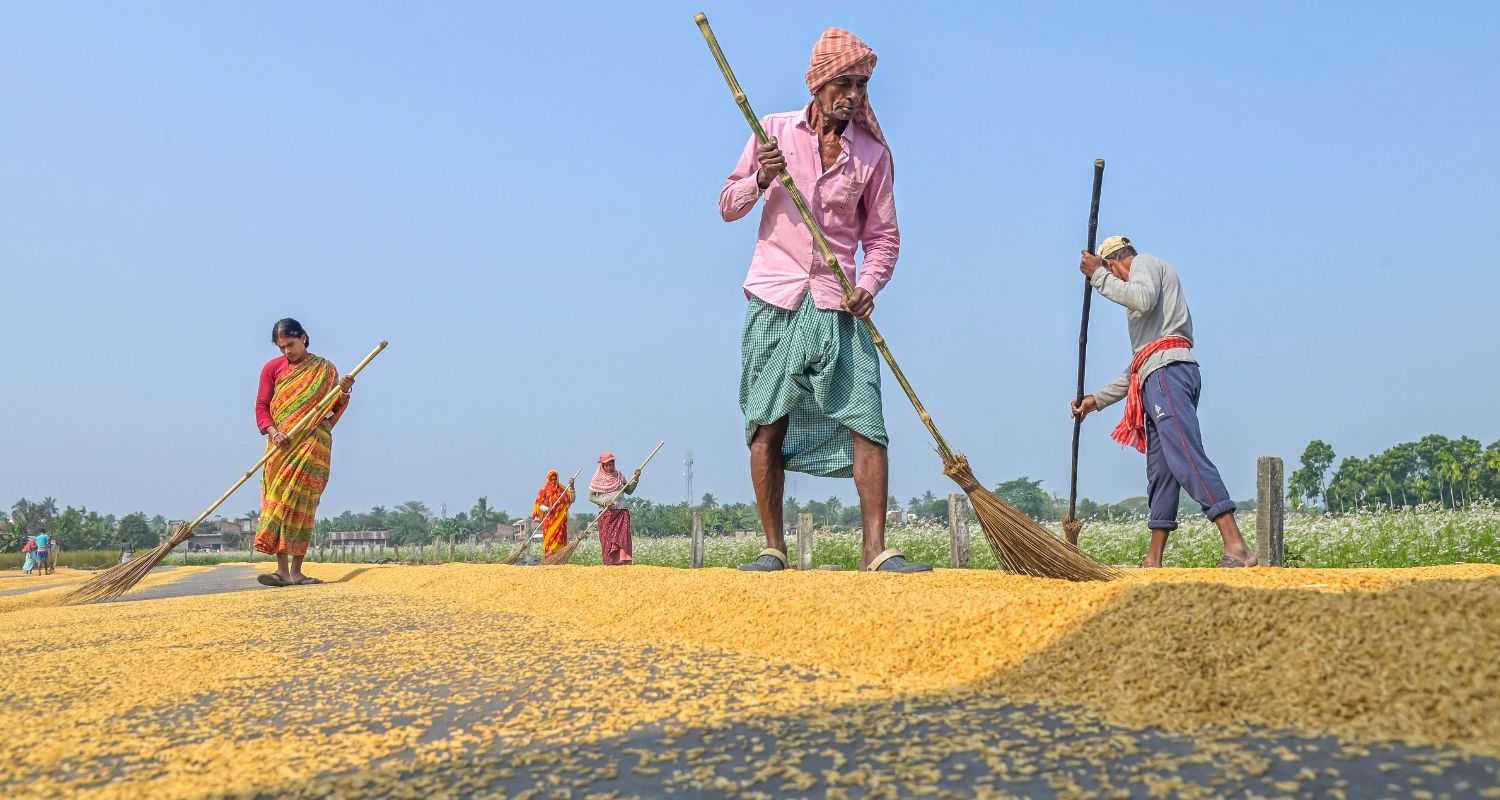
<box><xmin>254</xmin><ymin>355</ymin><xmax>341</xmax><ymax>557</ymax></box>
<box><xmin>533</xmin><ymin>470</ymin><xmax>574</xmax><ymax>557</ymax></box>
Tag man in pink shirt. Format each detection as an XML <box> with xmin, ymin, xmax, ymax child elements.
<box><xmin>723</xmin><ymin>28</ymin><xmax>928</xmax><ymax>574</ymax></box>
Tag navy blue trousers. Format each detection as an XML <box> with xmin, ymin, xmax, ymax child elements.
<box><xmin>1143</xmin><ymin>362</ymin><xmax>1236</xmax><ymax>530</ymax></box>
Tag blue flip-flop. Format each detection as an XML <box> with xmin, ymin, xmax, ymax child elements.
<box><xmin>737</xmin><ymin>548</ymin><xmax>788</xmax><ymax>572</ymax></box>
<box><xmin>868</xmin><ymin>549</ymin><xmax>933</xmax><ymax>574</ymax></box>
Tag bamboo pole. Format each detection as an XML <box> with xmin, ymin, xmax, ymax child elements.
<box><xmin>172</xmin><ymin>341</ymin><xmax>389</xmax><ymax>544</ymax></box>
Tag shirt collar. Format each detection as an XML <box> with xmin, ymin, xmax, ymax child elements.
<box><xmin>798</xmin><ymin>102</ymin><xmax>857</xmax><ymax>144</ymax></box>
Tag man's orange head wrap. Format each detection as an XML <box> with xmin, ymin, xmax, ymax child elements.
<box><xmin>804</xmin><ymin>27</ymin><xmax>889</xmax><ymax>153</ymax></box>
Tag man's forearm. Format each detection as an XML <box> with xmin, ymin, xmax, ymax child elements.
<box><xmin>1091</xmin><ymin>373</ymin><xmax>1130</xmax><ymax>410</ymax></box>
<box><xmin>1091</xmin><ymin>267</ymin><xmax>1156</xmax><ymax>315</ymax></box>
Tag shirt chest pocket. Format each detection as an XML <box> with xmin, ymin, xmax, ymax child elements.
<box><xmin>827</xmin><ymin>166</ymin><xmax>869</xmax><ymax>214</ymax></box>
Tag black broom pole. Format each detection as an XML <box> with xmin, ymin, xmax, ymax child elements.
<box><xmin>1068</xmin><ymin>160</ymin><xmax>1105</xmax><ymax>525</ymax></box>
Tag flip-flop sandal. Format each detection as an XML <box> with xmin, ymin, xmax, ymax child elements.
<box><xmin>737</xmin><ymin>548</ymin><xmax>788</xmax><ymax>572</ymax></box>
<box><xmin>868</xmin><ymin>549</ymin><xmax>933</xmax><ymax>574</ymax></box>
<box><xmin>257</xmin><ymin>573</ymin><xmax>290</xmax><ymax>587</ymax></box>
<box><xmin>1216</xmin><ymin>555</ymin><xmax>1250</xmax><ymax>568</ymax></box>
<box><xmin>293</xmin><ymin>576</ymin><xmax>325</xmax><ymax>585</ymax></box>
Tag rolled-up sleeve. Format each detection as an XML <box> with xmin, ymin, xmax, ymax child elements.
<box><xmin>719</xmin><ymin>132</ymin><xmax>764</xmax><ymax>222</ymax></box>
<box><xmin>855</xmin><ymin>149</ymin><xmax>899</xmax><ymax>297</ymax></box>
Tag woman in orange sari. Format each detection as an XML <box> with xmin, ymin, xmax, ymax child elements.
<box><xmin>532</xmin><ymin>469</ymin><xmax>576</xmax><ymax>558</ymax></box>
<box><xmin>253</xmin><ymin>318</ymin><xmax>354</xmax><ymax>587</ymax></box>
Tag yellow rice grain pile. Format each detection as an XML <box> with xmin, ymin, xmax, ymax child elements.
<box><xmin>0</xmin><ymin>562</ymin><xmax>1494</xmax><ymax>798</ymax></box>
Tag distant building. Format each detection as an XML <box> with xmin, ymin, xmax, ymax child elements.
<box><xmin>173</xmin><ymin>528</ymin><xmax>226</xmax><ymax>553</ymax></box>
<box><xmin>328</xmin><ymin>530</ymin><xmax>389</xmax><ymax>547</ymax></box>
<box><xmin>169</xmin><ymin>517</ymin><xmax>253</xmax><ymax>552</ymax></box>
<box><xmin>481</xmin><ymin>521</ymin><xmax>533</xmax><ymax>543</ymax></box>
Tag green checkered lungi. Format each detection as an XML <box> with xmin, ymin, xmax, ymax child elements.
<box><xmin>740</xmin><ymin>292</ymin><xmax>887</xmax><ymax>478</ymax></box>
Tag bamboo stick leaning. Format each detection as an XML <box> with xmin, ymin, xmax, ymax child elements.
<box><xmin>65</xmin><ymin>341</ymin><xmax>390</xmax><ymax>604</ymax></box>
<box><xmin>1063</xmin><ymin>160</ymin><xmax>1106</xmax><ymax>547</ymax></box>
<box><xmin>694</xmin><ymin>14</ymin><xmax>1114</xmax><ymax>581</ymax></box>
<box><xmin>501</xmin><ymin>467</ymin><xmax>582</xmax><ymax>565</ymax></box>
<box><xmin>543</xmin><ymin>441</ymin><xmax>664</xmax><ymax>566</ymax></box>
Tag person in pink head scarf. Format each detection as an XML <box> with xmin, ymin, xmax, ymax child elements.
<box><xmin>718</xmin><ymin>27</ymin><xmax>929</xmax><ymax>574</ymax></box>
<box><xmin>589</xmin><ymin>452</ymin><xmax>640</xmax><ymax>566</ymax></box>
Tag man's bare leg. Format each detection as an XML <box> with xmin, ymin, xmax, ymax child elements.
<box><xmin>1214</xmin><ymin>513</ymin><xmax>1257</xmax><ymax>565</ymax></box>
<box><xmin>750</xmin><ymin>418</ymin><xmax>790</xmax><ymax>555</ymax></box>
<box><xmin>852</xmin><ymin>431</ymin><xmax>888</xmax><ymax>568</ymax></box>
<box><xmin>274</xmin><ymin>553</ymin><xmax>292</xmax><ymax>582</ymax></box>
<box><xmin>1144</xmin><ymin>529</ymin><xmax>1170</xmax><ymax>567</ymax></box>
<box><xmin>289</xmin><ymin>554</ymin><xmax>307</xmax><ymax>582</ymax></box>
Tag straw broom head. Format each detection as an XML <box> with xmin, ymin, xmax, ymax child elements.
<box><xmin>542</xmin><ymin>536</ymin><xmax>583</xmax><ymax>566</ymax></box>
<box><xmin>1061</xmin><ymin>516</ymin><xmax>1084</xmax><ymax>546</ymax></box>
<box><xmin>62</xmin><ymin>523</ymin><xmax>196</xmax><ymax>605</ymax></box>
<box><xmin>942</xmin><ymin>454</ymin><xmax>1117</xmax><ymax>582</ymax></box>
<box><xmin>500</xmin><ymin>537</ymin><xmax>533</xmax><ymax>565</ymax></box>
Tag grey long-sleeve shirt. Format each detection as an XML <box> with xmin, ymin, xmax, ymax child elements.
<box><xmin>589</xmin><ymin>478</ymin><xmax>638</xmax><ymax>510</ymax></box>
<box><xmin>1088</xmin><ymin>253</ymin><xmax>1196</xmax><ymax>410</ymax></box>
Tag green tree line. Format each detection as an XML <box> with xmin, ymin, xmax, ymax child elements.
<box><xmin>4</xmin><ymin>497</ymin><xmax>163</xmax><ymax>551</ymax></box>
<box><xmin>5</xmin><ymin>475</ymin><xmax>1177</xmax><ymax>555</ymax></box>
<box><xmin>1289</xmin><ymin>434</ymin><xmax>1500</xmax><ymax>511</ymax></box>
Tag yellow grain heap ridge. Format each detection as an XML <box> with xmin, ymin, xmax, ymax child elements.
<box><xmin>0</xmin><ymin>563</ymin><xmax>1496</xmax><ymax>798</ymax></box>
<box><xmin>0</xmin><ymin>566</ymin><xmax>210</xmax><ymax>614</ymax></box>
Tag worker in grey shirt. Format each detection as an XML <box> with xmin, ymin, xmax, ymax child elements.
<box><xmin>1070</xmin><ymin>236</ymin><xmax>1257</xmax><ymax>568</ymax></box>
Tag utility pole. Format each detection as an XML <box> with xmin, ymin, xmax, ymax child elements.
<box><xmin>684</xmin><ymin>450</ymin><xmax>695</xmax><ymax>509</ymax></box>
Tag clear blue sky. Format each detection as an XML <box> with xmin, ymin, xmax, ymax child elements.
<box><xmin>2</xmin><ymin>2</ymin><xmax>1496</xmax><ymax>521</ymax></box>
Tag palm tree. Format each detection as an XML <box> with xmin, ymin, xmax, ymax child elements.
<box><xmin>470</xmin><ymin>497</ymin><xmax>496</xmax><ymax>533</ymax></box>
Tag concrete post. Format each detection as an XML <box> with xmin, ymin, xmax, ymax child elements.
<box><xmin>1256</xmin><ymin>456</ymin><xmax>1285</xmax><ymax>566</ymax></box>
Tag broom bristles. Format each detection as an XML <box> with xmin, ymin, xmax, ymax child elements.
<box><xmin>542</xmin><ymin>536</ymin><xmax>582</xmax><ymax>566</ymax></box>
<box><xmin>1061</xmin><ymin>516</ymin><xmax>1084</xmax><ymax>546</ymax></box>
<box><xmin>63</xmin><ymin>524</ymin><xmax>196</xmax><ymax>605</ymax></box>
<box><xmin>944</xmin><ymin>455</ymin><xmax>1117</xmax><ymax>582</ymax></box>
<box><xmin>500</xmin><ymin>537</ymin><xmax>534</xmax><ymax>565</ymax></box>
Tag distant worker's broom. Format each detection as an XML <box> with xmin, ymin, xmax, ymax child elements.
<box><xmin>501</xmin><ymin>467</ymin><xmax>582</xmax><ymax>565</ymax></box>
<box><xmin>695</xmin><ymin>14</ymin><xmax>1115</xmax><ymax>581</ymax></box>
<box><xmin>543</xmin><ymin>441</ymin><xmax>664</xmax><ymax>566</ymax></box>
<box><xmin>1062</xmin><ymin>160</ymin><xmax>1106</xmax><ymax>547</ymax></box>
<box><xmin>64</xmin><ymin>341</ymin><xmax>390</xmax><ymax>605</ymax></box>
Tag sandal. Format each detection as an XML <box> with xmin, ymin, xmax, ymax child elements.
<box><xmin>1216</xmin><ymin>554</ymin><xmax>1254</xmax><ymax>568</ymax></box>
<box><xmin>868</xmin><ymin>549</ymin><xmax>933</xmax><ymax>573</ymax></box>
<box><xmin>737</xmin><ymin>548</ymin><xmax>788</xmax><ymax>572</ymax></box>
<box><xmin>257</xmin><ymin>573</ymin><xmax>290</xmax><ymax>587</ymax></box>
<box><xmin>292</xmin><ymin>576</ymin><xmax>325</xmax><ymax>585</ymax></box>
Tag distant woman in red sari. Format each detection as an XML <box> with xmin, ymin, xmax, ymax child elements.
<box><xmin>588</xmin><ymin>452</ymin><xmax>640</xmax><ymax>566</ymax></box>
<box><xmin>532</xmin><ymin>469</ymin><xmax>576</xmax><ymax>558</ymax></box>
<box><xmin>253</xmin><ymin>318</ymin><xmax>354</xmax><ymax>587</ymax></box>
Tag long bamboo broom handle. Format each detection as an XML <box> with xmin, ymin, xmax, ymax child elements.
<box><xmin>694</xmin><ymin>14</ymin><xmax>956</xmax><ymax>465</ymax></box>
<box><xmin>171</xmin><ymin>341</ymin><xmax>389</xmax><ymax>544</ymax></box>
<box><xmin>1068</xmin><ymin>160</ymin><xmax>1105</xmax><ymax>522</ymax></box>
